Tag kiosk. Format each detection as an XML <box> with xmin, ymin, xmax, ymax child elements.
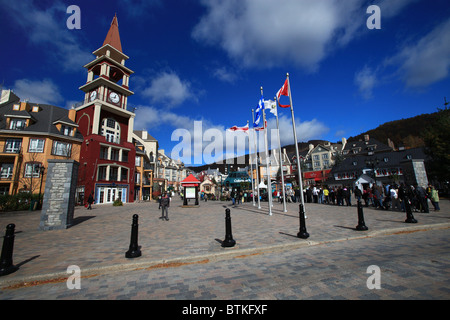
<box><xmin>181</xmin><ymin>174</ymin><xmax>201</xmax><ymax>207</ymax></box>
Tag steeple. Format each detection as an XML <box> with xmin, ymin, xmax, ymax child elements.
<box><xmin>103</xmin><ymin>14</ymin><xmax>122</xmax><ymax>53</ymax></box>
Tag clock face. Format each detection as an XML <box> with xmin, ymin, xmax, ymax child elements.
<box><xmin>90</xmin><ymin>91</ymin><xmax>97</xmax><ymax>101</ymax></box>
<box><xmin>109</xmin><ymin>92</ymin><xmax>120</xmax><ymax>104</ymax></box>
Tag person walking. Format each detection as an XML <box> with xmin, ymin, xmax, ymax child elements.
<box><xmin>429</xmin><ymin>185</ymin><xmax>440</xmax><ymax>211</ymax></box>
<box><xmin>87</xmin><ymin>191</ymin><xmax>94</xmax><ymax>210</ymax></box>
<box><xmin>160</xmin><ymin>192</ymin><xmax>170</xmax><ymax>221</ymax></box>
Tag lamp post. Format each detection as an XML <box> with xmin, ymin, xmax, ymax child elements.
<box><xmin>38</xmin><ymin>165</ymin><xmax>45</xmax><ymax>209</ymax></box>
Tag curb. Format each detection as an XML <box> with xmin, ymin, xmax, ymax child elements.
<box><xmin>2</xmin><ymin>222</ymin><xmax>449</xmax><ymax>289</ymax></box>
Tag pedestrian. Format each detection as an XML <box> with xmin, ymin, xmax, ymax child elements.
<box><xmin>414</xmin><ymin>184</ymin><xmax>429</xmax><ymax>213</ymax></box>
<box><xmin>429</xmin><ymin>185</ymin><xmax>440</xmax><ymax>211</ymax></box>
<box><xmin>160</xmin><ymin>192</ymin><xmax>170</xmax><ymax>221</ymax></box>
<box><xmin>354</xmin><ymin>186</ymin><xmax>362</xmax><ymax>203</ymax></box>
<box><xmin>323</xmin><ymin>187</ymin><xmax>329</xmax><ymax>204</ymax></box>
<box><xmin>87</xmin><ymin>191</ymin><xmax>94</xmax><ymax>210</ymax></box>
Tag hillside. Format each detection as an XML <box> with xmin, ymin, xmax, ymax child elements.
<box><xmin>347</xmin><ymin>110</ymin><xmax>446</xmax><ymax>149</ymax></box>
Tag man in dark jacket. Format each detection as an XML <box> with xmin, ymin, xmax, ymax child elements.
<box><xmin>160</xmin><ymin>192</ymin><xmax>170</xmax><ymax>221</ymax></box>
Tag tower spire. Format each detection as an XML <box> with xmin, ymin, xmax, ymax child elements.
<box><xmin>103</xmin><ymin>14</ymin><xmax>122</xmax><ymax>52</ymax></box>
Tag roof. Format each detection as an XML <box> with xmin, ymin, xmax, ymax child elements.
<box><xmin>0</xmin><ymin>102</ymin><xmax>83</xmax><ymax>140</ymax></box>
<box><xmin>181</xmin><ymin>174</ymin><xmax>201</xmax><ymax>184</ymax></box>
<box><xmin>331</xmin><ymin>148</ymin><xmax>428</xmax><ymax>174</ymax></box>
<box><xmin>103</xmin><ymin>14</ymin><xmax>122</xmax><ymax>53</ymax></box>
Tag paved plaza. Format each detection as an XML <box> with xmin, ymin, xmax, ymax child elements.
<box><xmin>0</xmin><ymin>196</ymin><xmax>449</xmax><ymax>300</ymax></box>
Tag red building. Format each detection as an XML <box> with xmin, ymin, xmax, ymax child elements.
<box><xmin>75</xmin><ymin>15</ymin><xmax>136</xmax><ymax>204</ymax></box>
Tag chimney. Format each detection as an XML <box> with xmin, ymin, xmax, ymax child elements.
<box><xmin>364</xmin><ymin>134</ymin><xmax>370</xmax><ymax>142</ymax></box>
<box><xmin>142</xmin><ymin>130</ymin><xmax>148</xmax><ymax>140</ymax></box>
<box><xmin>68</xmin><ymin>107</ymin><xmax>76</xmax><ymax>122</ymax></box>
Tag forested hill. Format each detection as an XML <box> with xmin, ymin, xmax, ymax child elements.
<box><xmin>347</xmin><ymin>109</ymin><xmax>446</xmax><ymax>149</ymax></box>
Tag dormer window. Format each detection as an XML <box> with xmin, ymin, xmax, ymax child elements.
<box><xmin>61</xmin><ymin>125</ymin><xmax>74</xmax><ymax>136</ymax></box>
<box><xmin>13</xmin><ymin>104</ymin><xmax>20</xmax><ymax>111</ymax></box>
<box><xmin>9</xmin><ymin>119</ymin><xmax>26</xmax><ymax>130</ymax></box>
<box><xmin>32</xmin><ymin>106</ymin><xmax>40</xmax><ymax>112</ymax></box>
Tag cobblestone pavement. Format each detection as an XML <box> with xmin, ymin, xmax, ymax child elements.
<box><xmin>0</xmin><ymin>197</ymin><xmax>449</xmax><ymax>301</ymax></box>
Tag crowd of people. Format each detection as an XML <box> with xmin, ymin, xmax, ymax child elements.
<box><xmin>271</xmin><ymin>183</ymin><xmax>441</xmax><ymax>213</ymax></box>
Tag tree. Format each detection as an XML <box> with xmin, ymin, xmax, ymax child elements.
<box><xmin>422</xmin><ymin>107</ymin><xmax>450</xmax><ymax>182</ymax></box>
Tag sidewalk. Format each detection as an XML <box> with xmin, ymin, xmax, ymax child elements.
<box><xmin>1</xmin><ymin>197</ymin><xmax>449</xmax><ymax>287</ymax></box>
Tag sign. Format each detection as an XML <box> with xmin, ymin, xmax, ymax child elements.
<box><xmin>185</xmin><ymin>187</ymin><xmax>196</xmax><ymax>199</ymax></box>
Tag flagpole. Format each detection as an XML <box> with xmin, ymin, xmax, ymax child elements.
<box><xmin>247</xmin><ymin>120</ymin><xmax>255</xmax><ymax>207</ymax></box>
<box><xmin>261</xmin><ymin>86</ymin><xmax>273</xmax><ymax>216</ymax></box>
<box><xmin>286</xmin><ymin>73</ymin><xmax>309</xmax><ymax>238</ymax></box>
<box><xmin>274</xmin><ymin>96</ymin><xmax>287</xmax><ymax>213</ymax></box>
<box><xmin>252</xmin><ymin>109</ymin><xmax>261</xmax><ymax>209</ymax></box>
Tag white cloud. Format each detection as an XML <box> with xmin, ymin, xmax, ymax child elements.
<box><xmin>213</xmin><ymin>67</ymin><xmax>239</xmax><ymax>83</ymax></box>
<box><xmin>192</xmin><ymin>0</ymin><xmax>418</xmax><ymax>72</ymax></box>
<box><xmin>354</xmin><ymin>66</ymin><xmax>378</xmax><ymax>99</ymax></box>
<box><xmin>141</xmin><ymin>72</ymin><xmax>196</xmax><ymax>107</ymax></box>
<box><xmin>12</xmin><ymin>79</ymin><xmax>63</xmax><ymax>105</ymax></box>
<box><xmin>385</xmin><ymin>17</ymin><xmax>450</xmax><ymax>88</ymax></box>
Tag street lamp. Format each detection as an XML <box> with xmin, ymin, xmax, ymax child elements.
<box><xmin>38</xmin><ymin>165</ymin><xmax>45</xmax><ymax>209</ymax></box>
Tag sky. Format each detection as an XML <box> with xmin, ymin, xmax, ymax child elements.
<box><xmin>0</xmin><ymin>0</ymin><xmax>449</xmax><ymax>166</ymax></box>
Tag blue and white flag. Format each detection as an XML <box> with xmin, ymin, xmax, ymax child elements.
<box><xmin>253</xmin><ymin>94</ymin><xmax>264</xmax><ymax>127</ymax></box>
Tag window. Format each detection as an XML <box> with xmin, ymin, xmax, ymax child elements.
<box><xmin>101</xmin><ymin>118</ymin><xmax>120</xmax><ymax>144</ymax></box>
<box><xmin>1</xmin><ymin>164</ymin><xmax>14</xmax><ymax>179</ymax></box>
<box><xmin>100</xmin><ymin>146</ymin><xmax>109</xmax><ymax>160</ymax></box>
<box><xmin>314</xmin><ymin>161</ymin><xmax>321</xmax><ymax>168</ymax></box>
<box><xmin>135</xmin><ymin>156</ymin><xmax>141</xmax><ymax>166</ymax></box>
<box><xmin>4</xmin><ymin>139</ymin><xmax>22</xmax><ymax>153</ymax></box>
<box><xmin>13</xmin><ymin>104</ymin><xmax>20</xmax><ymax>111</ymax></box>
<box><xmin>24</xmin><ymin>163</ymin><xmax>41</xmax><ymax>178</ymax></box>
<box><xmin>110</xmin><ymin>149</ymin><xmax>119</xmax><ymax>161</ymax></box>
<box><xmin>121</xmin><ymin>168</ymin><xmax>128</xmax><ymax>182</ymax></box>
<box><xmin>322</xmin><ymin>154</ymin><xmax>328</xmax><ymax>160</ymax></box>
<box><xmin>135</xmin><ymin>172</ymin><xmax>141</xmax><ymax>183</ymax></box>
<box><xmin>109</xmin><ymin>167</ymin><xmax>118</xmax><ymax>181</ymax></box>
<box><xmin>313</xmin><ymin>155</ymin><xmax>320</xmax><ymax>161</ymax></box>
<box><xmin>98</xmin><ymin>166</ymin><xmax>107</xmax><ymax>180</ymax></box>
<box><xmin>28</xmin><ymin>139</ymin><xmax>45</xmax><ymax>153</ymax></box>
<box><xmin>9</xmin><ymin>119</ymin><xmax>25</xmax><ymax>130</ymax></box>
<box><xmin>52</xmin><ymin>141</ymin><xmax>72</xmax><ymax>157</ymax></box>
<box><xmin>61</xmin><ymin>125</ymin><xmax>73</xmax><ymax>136</ymax></box>
<box><xmin>122</xmin><ymin>150</ymin><xmax>128</xmax><ymax>163</ymax></box>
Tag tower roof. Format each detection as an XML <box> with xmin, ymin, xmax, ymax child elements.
<box><xmin>103</xmin><ymin>14</ymin><xmax>122</xmax><ymax>52</ymax></box>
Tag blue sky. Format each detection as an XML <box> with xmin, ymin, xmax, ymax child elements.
<box><xmin>1</xmin><ymin>0</ymin><xmax>449</xmax><ymax>166</ymax></box>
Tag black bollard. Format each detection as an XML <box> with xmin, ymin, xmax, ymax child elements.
<box><xmin>0</xmin><ymin>224</ymin><xmax>19</xmax><ymax>276</ymax></box>
<box><xmin>222</xmin><ymin>208</ymin><xmax>236</xmax><ymax>247</ymax></box>
<box><xmin>297</xmin><ymin>204</ymin><xmax>310</xmax><ymax>239</ymax></box>
<box><xmin>355</xmin><ymin>200</ymin><xmax>369</xmax><ymax>231</ymax></box>
<box><xmin>404</xmin><ymin>196</ymin><xmax>418</xmax><ymax>223</ymax></box>
<box><xmin>125</xmin><ymin>214</ymin><xmax>142</xmax><ymax>258</ymax></box>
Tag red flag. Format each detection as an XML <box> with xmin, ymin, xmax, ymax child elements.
<box><xmin>254</xmin><ymin>120</ymin><xmax>267</xmax><ymax>131</ymax></box>
<box><xmin>228</xmin><ymin>123</ymin><xmax>249</xmax><ymax>134</ymax></box>
<box><xmin>276</xmin><ymin>79</ymin><xmax>290</xmax><ymax>108</ymax></box>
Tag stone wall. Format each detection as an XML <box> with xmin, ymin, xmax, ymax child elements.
<box><xmin>401</xmin><ymin>159</ymin><xmax>429</xmax><ymax>188</ymax></box>
<box><xmin>39</xmin><ymin>160</ymin><xmax>79</xmax><ymax>231</ymax></box>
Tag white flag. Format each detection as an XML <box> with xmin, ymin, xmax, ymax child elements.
<box><xmin>264</xmin><ymin>99</ymin><xmax>277</xmax><ymax>116</ymax></box>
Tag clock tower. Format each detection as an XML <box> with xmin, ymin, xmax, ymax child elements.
<box><xmin>75</xmin><ymin>14</ymin><xmax>137</xmax><ymax>205</ymax></box>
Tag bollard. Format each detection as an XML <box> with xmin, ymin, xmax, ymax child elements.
<box><xmin>222</xmin><ymin>208</ymin><xmax>236</xmax><ymax>247</ymax></box>
<box><xmin>0</xmin><ymin>224</ymin><xmax>19</xmax><ymax>276</ymax></box>
<box><xmin>297</xmin><ymin>204</ymin><xmax>310</xmax><ymax>239</ymax></box>
<box><xmin>125</xmin><ymin>214</ymin><xmax>142</xmax><ymax>258</ymax></box>
<box><xmin>355</xmin><ymin>200</ymin><xmax>369</xmax><ymax>231</ymax></box>
<box><xmin>404</xmin><ymin>196</ymin><xmax>418</xmax><ymax>223</ymax></box>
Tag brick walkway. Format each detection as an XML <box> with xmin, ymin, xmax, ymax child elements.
<box><xmin>0</xmin><ymin>196</ymin><xmax>449</xmax><ymax>288</ymax></box>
